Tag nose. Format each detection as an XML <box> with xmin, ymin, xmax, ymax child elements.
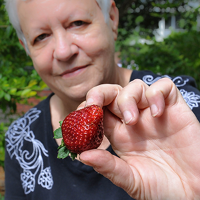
<box><xmin>53</xmin><ymin>32</ymin><xmax>79</xmax><ymax>61</ymax></box>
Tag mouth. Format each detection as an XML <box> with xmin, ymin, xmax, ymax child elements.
<box><xmin>60</xmin><ymin>65</ymin><xmax>89</xmax><ymax>78</ymax></box>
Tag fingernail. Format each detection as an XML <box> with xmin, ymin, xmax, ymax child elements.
<box><xmin>123</xmin><ymin>111</ymin><xmax>133</xmax><ymax>124</ymax></box>
<box><xmin>86</xmin><ymin>98</ymin><xmax>94</xmax><ymax>106</ymax></box>
<box><xmin>151</xmin><ymin>104</ymin><xmax>159</xmax><ymax>117</ymax></box>
<box><xmin>77</xmin><ymin>106</ymin><xmax>84</xmax><ymax>110</ymax></box>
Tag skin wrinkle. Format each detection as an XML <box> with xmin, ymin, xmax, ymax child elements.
<box><xmin>160</xmin><ymin>79</ymin><xmax>177</xmax><ymax>106</ymax></box>
<box><xmin>122</xmin><ymin>125</ymin><xmax>195</xmax><ymax>155</ymax></box>
<box><xmin>139</xmin><ymin>84</ymin><xmax>149</xmax><ymax>110</ymax></box>
<box><xmin>117</xmin><ymin>164</ymin><xmax>139</xmax><ymax>198</ymax></box>
<box><xmin>118</xmin><ymin>131</ymin><xmax>198</xmax><ymax>188</ymax></box>
<box><xmin>126</xmin><ymin>80</ymin><xmax>149</xmax><ymax>110</ymax></box>
<box><xmin>100</xmin><ymin>155</ymin><xmax>135</xmax><ymax>197</ymax></box>
<box><xmin>114</xmin><ymin>86</ymin><xmax>122</xmax><ymax>114</ymax></box>
<box><xmin>131</xmin><ymin>166</ymin><xmax>143</xmax><ymax>200</ymax></box>
<box><xmin>127</xmin><ymin>153</ymin><xmax>181</xmax><ymax>200</ymax></box>
<box><xmin>138</xmin><ymin>109</ymin><xmax>189</xmax><ymax>142</ymax></box>
<box><xmin>143</xmin><ymin>143</ymin><xmax>192</xmax><ymax>199</ymax></box>
<box><xmin>115</xmin><ymin>132</ymin><xmax>194</xmax><ymax>198</ymax></box>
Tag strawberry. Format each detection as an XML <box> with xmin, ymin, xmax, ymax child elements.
<box><xmin>54</xmin><ymin>105</ymin><xmax>104</xmax><ymax>160</ymax></box>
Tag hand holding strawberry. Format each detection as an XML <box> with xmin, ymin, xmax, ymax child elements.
<box><xmin>79</xmin><ymin>79</ymin><xmax>200</xmax><ymax>200</ymax></box>
<box><xmin>54</xmin><ymin>105</ymin><xmax>104</xmax><ymax>160</ymax></box>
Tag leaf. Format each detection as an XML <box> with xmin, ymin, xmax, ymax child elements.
<box><xmin>0</xmin><ymin>90</ymin><xmax>4</xmax><ymax>98</ymax></box>
<box><xmin>57</xmin><ymin>139</ymin><xmax>65</xmax><ymax>149</ymax></box>
<box><xmin>135</xmin><ymin>16</ymin><xmax>144</xmax><ymax>25</ymax></box>
<box><xmin>57</xmin><ymin>146</ymin><xmax>70</xmax><ymax>159</ymax></box>
<box><xmin>59</xmin><ymin>121</ymin><xmax>63</xmax><ymax>126</ymax></box>
<box><xmin>9</xmin><ymin>88</ymin><xmax>17</xmax><ymax>95</ymax></box>
<box><xmin>21</xmin><ymin>88</ymin><xmax>32</xmax><ymax>97</ymax></box>
<box><xmin>0</xmin><ymin>147</ymin><xmax>5</xmax><ymax>161</ymax></box>
<box><xmin>16</xmin><ymin>90</ymin><xmax>22</xmax><ymax>96</ymax></box>
<box><xmin>20</xmin><ymin>89</ymin><xmax>37</xmax><ymax>98</ymax></box>
<box><xmin>4</xmin><ymin>93</ymin><xmax>11</xmax><ymax>101</ymax></box>
<box><xmin>6</xmin><ymin>25</ymin><xmax>12</xmax><ymax>38</ymax></box>
<box><xmin>53</xmin><ymin>127</ymin><xmax>62</xmax><ymax>139</ymax></box>
<box><xmin>27</xmin><ymin>79</ymin><xmax>37</xmax><ymax>88</ymax></box>
<box><xmin>26</xmin><ymin>91</ymin><xmax>37</xmax><ymax>97</ymax></box>
<box><xmin>70</xmin><ymin>153</ymin><xmax>77</xmax><ymax>161</ymax></box>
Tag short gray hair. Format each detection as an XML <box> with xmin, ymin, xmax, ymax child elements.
<box><xmin>5</xmin><ymin>0</ymin><xmax>111</xmax><ymax>53</ymax></box>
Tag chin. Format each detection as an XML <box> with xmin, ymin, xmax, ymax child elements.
<box><xmin>52</xmin><ymin>79</ymin><xmax>101</xmax><ymax>102</ymax></box>
<box><xmin>63</xmin><ymin>87</ymin><xmax>90</xmax><ymax>102</ymax></box>
<box><xmin>71</xmin><ymin>81</ymin><xmax>99</xmax><ymax>94</ymax></box>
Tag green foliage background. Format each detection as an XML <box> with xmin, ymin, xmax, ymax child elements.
<box><xmin>116</xmin><ymin>1</ymin><xmax>200</xmax><ymax>89</ymax></box>
<box><xmin>119</xmin><ymin>30</ymin><xmax>200</xmax><ymax>89</ymax></box>
<box><xmin>0</xmin><ymin>0</ymin><xmax>47</xmax><ymax>167</ymax></box>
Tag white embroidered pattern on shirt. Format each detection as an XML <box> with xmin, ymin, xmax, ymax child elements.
<box><xmin>142</xmin><ymin>75</ymin><xmax>189</xmax><ymax>87</ymax></box>
<box><xmin>6</xmin><ymin>108</ymin><xmax>53</xmax><ymax>194</ymax></box>
<box><xmin>180</xmin><ymin>89</ymin><xmax>200</xmax><ymax>110</ymax></box>
<box><xmin>142</xmin><ymin>75</ymin><xmax>200</xmax><ymax>109</ymax></box>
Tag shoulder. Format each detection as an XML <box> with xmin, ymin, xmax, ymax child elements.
<box><xmin>130</xmin><ymin>70</ymin><xmax>197</xmax><ymax>88</ymax></box>
<box><xmin>7</xmin><ymin>93</ymin><xmax>53</xmax><ymax>131</ymax></box>
<box><xmin>130</xmin><ymin>70</ymin><xmax>196</xmax><ymax>86</ymax></box>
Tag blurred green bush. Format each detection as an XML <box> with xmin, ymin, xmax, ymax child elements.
<box><xmin>119</xmin><ymin>30</ymin><xmax>200</xmax><ymax>89</ymax></box>
<box><xmin>0</xmin><ymin>1</ymin><xmax>47</xmax><ymax>168</ymax></box>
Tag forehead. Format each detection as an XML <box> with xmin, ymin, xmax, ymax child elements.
<box><xmin>17</xmin><ymin>0</ymin><xmax>99</xmax><ymax>19</ymax></box>
<box><xmin>17</xmin><ymin>0</ymin><xmax>103</xmax><ymax>36</ymax></box>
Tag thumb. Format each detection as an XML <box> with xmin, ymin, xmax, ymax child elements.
<box><xmin>80</xmin><ymin>149</ymin><xmax>135</xmax><ymax>197</ymax></box>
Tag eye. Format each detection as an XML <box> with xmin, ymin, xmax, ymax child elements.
<box><xmin>72</xmin><ymin>21</ymin><xmax>85</xmax><ymax>27</ymax></box>
<box><xmin>34</xmin><ymin>33</ymin><xmax>49</xmax><ymax>43</ymax></box>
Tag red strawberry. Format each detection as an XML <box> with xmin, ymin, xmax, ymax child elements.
<box><xmin>54</xmin><ymin>105</ymin><xmax>104</xmax><ymax>160</ymax></box>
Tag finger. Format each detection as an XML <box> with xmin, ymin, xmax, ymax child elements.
<box><xmin>85</xmin><ymin>84</ymin><xmax>123</xmax><ymax>119</ymax></box>
<box><xmin>117</xmin><ymin>79</ymin><xmax>149</xmax><ymax>125</ymax></box>
<box><xmin>80</xmin><ymin>149</ymin><xmax>135</xmax><ymax>197</ymax></box>
<box><xmin>77</xmin><ymin>101</ymin><xmax>86</xmax><ymax>110</ymax></box>
<box><xmin>145</xmin><ymin>78</ymin><xmax>179</xmax><ymax>117</ymax></box>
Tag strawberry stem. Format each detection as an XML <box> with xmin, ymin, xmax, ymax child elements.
<box><xmin>57</xmin><ymin>146</ymin><xmax>70</xmax><ymax>159</ymax></box>
<box><xmin>53</xmin><ymin>121</ymin><xmax>78</xmax><ymax>161</ymax></box>
<box><xmin>57</xmin><ymin>139</ymin><xmax>77</xmax><ymax>161</ymax></box>
<box><xmin>53</xmin><ymin>127</ymin><xmax>62</xmax><ymax>139</ymax></box>
<box><xmin>59</xmin><ymin>121</ymin><xmax>63</xmax><ymax>126</ymax></box>
<box><xmin>70</xmin><ymin>153</ymin><xmax>77</xmax><ymax>161</ymax></box>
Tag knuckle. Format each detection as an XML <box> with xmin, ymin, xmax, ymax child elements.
<box><xmin>130</xmin><ymin>79</ymin><xmax>145</xmax><ymax>85</ymax></box>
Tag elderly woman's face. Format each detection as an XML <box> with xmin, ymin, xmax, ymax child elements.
<box><xmin>18</xmin><ymin>0</ymin><xmax>118</xmax><ymax>100</ymax></box>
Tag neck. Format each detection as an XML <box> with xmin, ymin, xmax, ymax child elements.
<box><xmin>115</xmin><ymin>64</ymin><xmax>132</xmax><ymax>87</ymax></box>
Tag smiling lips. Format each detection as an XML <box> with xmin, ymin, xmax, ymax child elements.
<box><xmin>60</xmin><ymin>65</ymin><xmax>88</xmax><ymax>78</ymax></box>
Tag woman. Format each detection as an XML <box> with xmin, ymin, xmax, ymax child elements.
<box><xmin>4</xmin><ymin>0</ymin><xmax>200</xmax><ymax>199</ymax></box>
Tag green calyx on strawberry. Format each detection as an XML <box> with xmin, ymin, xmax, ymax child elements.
<box><xmin>54</xmin><ymin>105</ymin><xmax>104</xmax><ymax>161</ymax></box>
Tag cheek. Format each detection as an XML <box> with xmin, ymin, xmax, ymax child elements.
<box><xmin>80</xmin><ymin>30</ymin><xmax>115</xmax><ymax>75</ymax></box>
<box><xmin>75</xmin><ymin>28</ymin><xmax>114</xmax><ymax>58</ymax></box>
<box><xmin>30</xmin><ymin>46</ymin><xmax>53</xmax><ymax>77</ymax></box>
